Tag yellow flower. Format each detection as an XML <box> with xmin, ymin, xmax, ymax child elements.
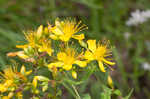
<box><xmin>16</xmin><ymin>32</ymin><xmax>36</xmax><ymax>49</ymax></box>
<box><xmin>48</xmin><ymin>48</ymin><xmax>87</xmax><ymax>71</ymax></box>
<box><xmin>0</xmin><ymin>68</ymin><xmax>16</xmax><ymax>93</ymax></box>
<box><xmin>2</xmin><ymin>92</ymin><xmax>14</xmax><ymax>99</ymax></box>
<box><xmin>7</xmin><ymin>51</ymin><xmax>29</xmax><ymax>59</ymax></box>
<box><xmin>0</xmin><ymin>84</ymin><xmax>8</xmax><ymax>93</ymax></box>
<box><xmin>38</xmin><ymin>39</ymin><xmax>53</xmax><ymax>56</ymax></box>
<box><xmin>0</xmin><ymin>66</ymin><xmax>30</xmax><ymax>93</ymax></box>
<box><xmin>2</xmin><ymin>96</ymin><xmax>9</xmax><ymax>99</ymax></box>
<box><xmin>46</xmin><ymin>23</ymin><xmax>59</xmax><ymax>40</ymax></box>
<box><xmin>16</xmin><ymin>25</ymin><xmax>43</xmax><ymax>49</ymax></box>
<box><xmin>16</xmin><ymin>92</ymin><xmax>23</xmax><ymax>99</ymax></box>
<box><xmin>51</xmin><ymin>18</ymin><xmax>87</xmax><ymax>42</ymax></box>
<box><xmin>84</xmin><ymin>40</ymin><xmax>115</xmax><ymax>72</ymax></box>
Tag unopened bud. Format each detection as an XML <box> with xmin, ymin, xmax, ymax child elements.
<box><xmin>72</xmin><ymin>71</ymin><xmax>77</xmax><ymax>79</ymax></box>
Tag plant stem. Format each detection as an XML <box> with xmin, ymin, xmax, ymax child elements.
<box><xmin>72</xmin><ymin>84</ymin><xmax>81</xmax><ymax>99</ymax></box>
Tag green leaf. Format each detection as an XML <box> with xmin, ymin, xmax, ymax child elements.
<box><xmin>80</xmin><ymin>65</ymin><xmax>95</xmax><ymax>93</ymax></box>
<box><xmin>42</xmin><ymin>85</ymin><xmax>48</xmax><ymax>92</ymax></box>
<box><xmin>123</xmin><ymin>89</ymin><xmax>133</xmax><ymax>99</ymax></box>
<box><xmin>100</xmin><ymin>92</ymin><xmax>107</xmax><ymax>99</ymax></box>
<box><xmin>81</xmin><ymin>64</ymin><xmax>95</xmax><ymax>81</ymax></box>
<box><xmin>82</xmin><ymin>94</ymin><xmax>91</xmax><ymax>99</ymax></box>
<box><xmin>0</xmin><ymin>28</ymin><xmax>22</xmax><ymax>42</ymax></box>
<box><xmin>100</xmin><ymin>85</ymin><xmax>112</xmax><ymax>99</ymax></box>
<box><xmin>63</xmin><ymin>78</ymin><xmax>84</xmax><ymax>85</ymax></box>
<box><xmin>62</xmin><ymin>82</ymin><xmax>76</xmax><ymax>98</ymax></box>
<box><xmin>36</xmin><ymin>76</ymin><xmax>49</xmax><ymax>81</ymax></box>
<box><xmin>0</xmin><ymin>55</ymin><xmax>5</xmax><ymax>67</ymax></box>
<box><xmin>56</xmin><ymin>89</ymin><xmax>62</xmax><ymax>96</ymax></box>
<box><xmin>113</xmin><ymin>89</ymin><xmax>122</xmax><ymax>96</ymax></box>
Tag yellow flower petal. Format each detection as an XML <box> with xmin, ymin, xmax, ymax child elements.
<box><xmin>7</xmin><ymin>52</ymin><xmax>18</xmax><ymax>57</ymax></box>
<box><xmin>87</xmin><ymin>40</ymin><xmax>96</xmax><ymax>53</ymax></box>
<box><xmin>49</xmin><ymin>34</ymin><xmax>58</xmax><ymax>40</ymax></box>
<box><xmin>4</xmin><ymin>80</ymin><xmax>13</xmax><ymax>87</ymax></box>
<box><xmin>48</xmin><ymin>62</ymin><xmax>64</xmax><ymax>69</ymax></box>
<box><xmin>20</xmin><ymin>65</ymin><xmax>26</xmax><ymax>75</ymax></box>
<box><xmin>79</xmin><ymin>40</ymin><xmax>87</xmax><ymax>48</ymax></box>
<box><xmin>35</xmin><ymin>76</ymin><xmax>49</xmax><ymax>81</ymax></box>
<box><xmin>17</xmin><ymin>51</ymin><xmax>29</xmax><ymax>59</ymax></box>
<box><xmin>38</xmin><ymin>48</ymin><xmax>43</xmax><ymax>52</ymax></box>
<box><xmin>51</xmin><ymin>26</ymin><xmax>63</xmax><ymax>35</ymax></box>
<box><xmin>74</xmin><ymin>60</ymin><xmax>87</xmax><ymax>68</ymax></box>
<box><xmin>44</xmin><ymin>27</ymin><xmax>48</xmax><ymax>34</ymax></box>
<box><xmin>2</xmin><ymin>96</ymin><xmax>9</xmax><ymax>99</ymax></box>
<box><xmin>0</xmin><ymin>84</ymin><xmax>7</xmax><ymax>93</ymax></box>
<box><xmin>16</xmin><ymin>45</ymin><xmax>28</xmax><ymax>49</ymax></box>
<box><xmin>25</xmin><ymin>70</ymin><xmax>32</xmax><ymax>76</ymax></box>
<box><xmin>47</xmin><ymin>49</ymin><xmax>53</xmax><ymax>56</ymax></box>
<box><xmin>63</xmin><ymin>65</ymin><xmax>72</xmax><ymax>71</ymax></box>
<box><xmin>72</xmin><ymin>34</ymin><xmax>85</xmax><ymax>40</ymax></box>
<box><xmin>16</xmin><ymin>92</ymin><xmax>23</xmax><ymax>99</ymax></box>
<box><xmin>37</xmin><ymin>25</ymin><xmax>43</xmax><ymax>39</ymax></box>
<box><xmin>32</xmin><ymin>77</ymin><xmax>38</xmax><ymax>88</ymax></box>
<box><xmin>98</xmin><ymin>61</ymin><xmax>106</xmax><ymax>72</ymax></box>
<box><xmin>8</xmin><ymin>92</ymin><xmax>14</xmax><ymax>98</ymax></box>
<box><xmin>57</xmin><ymin>52</ymin><xmax>67</xmax><ymax>61</ymax></box>
<box><xmin>59</xmin><ymin>35</ymin><xmax>70</xmax><ymax>42</ymax></box>
<box><xmin>102</xmin><ymin>58</ymin><xmax>115</xmax><ymax>66</ymax></box>
<box><xmin>84</xmin><ymin>50</ymin><xmax>94</xmax><ymax>61</ymax></box>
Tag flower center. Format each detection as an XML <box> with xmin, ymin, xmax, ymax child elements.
<box><xmin>93</xmin><ymin>46</ymin><xmax>106</xmax><ymax>60</ymax></box>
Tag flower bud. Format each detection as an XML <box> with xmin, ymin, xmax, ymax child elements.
<box><xmin>72</xmin><ymin>71</ymin><xmax>77</xmax><ymax>79</ymax></box>
<box><xmin>36</xmin><ymin>25</ymin><xmax>43</xmax><ymax>39</ymax></box>
<box><xmin>108</xmin><ymin>75</ymin><xmax>113</xmax><ymax>88</ymax></box>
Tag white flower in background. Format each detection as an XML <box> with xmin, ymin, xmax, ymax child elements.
<box><xmin>142</xmin><ymin>62</ymin><xmax>150</xmax><ymax>71</ymax></box>
<box><xmin>126</xmin><ymin>9</ymin><xmax>150</xmax><ymax>26</ymax></box>
<box><xmin>142</xmin><ymin>10</ymin><xmax>150</xmax><ymax>18</ymax></box>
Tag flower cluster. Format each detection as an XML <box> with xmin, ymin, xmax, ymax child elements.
<box><xmin>0</xmin><ymin>65</ymin><xmax>31</xmax><ymax>99</ymax></box>
<box><xmin>3</xmin><ymin>18</ymin><xmax>115</xmax><ymax>98</ymax></box>
<box><xmin>126</xmin><ymin>9</ymin><xmax>150</xmax><ymax>26</ymax></box>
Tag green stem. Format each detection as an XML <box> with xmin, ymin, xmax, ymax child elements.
<box><xmin>72</xmin><ymin>84</ymin><xmax>81</xmax><ymax>99</ymax></box>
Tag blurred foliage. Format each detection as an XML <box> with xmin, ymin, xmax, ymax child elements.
<box><xmin>0</xmin><ymin>0</ymin><xmax>150</xmax><ymax>98</ymax></box>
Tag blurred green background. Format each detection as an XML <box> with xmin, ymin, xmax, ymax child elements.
<box><xmin>0</xmin><ymin>0</ymin><xmax>150</xmax><ymax>98</ymax></box>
